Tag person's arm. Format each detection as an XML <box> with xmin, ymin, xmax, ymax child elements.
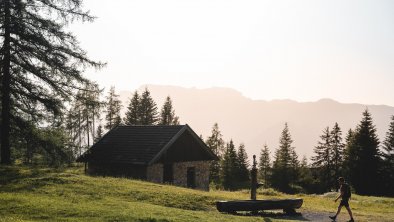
<box><xmin>334</xmin><ymin>186</ymin><xmax>344</xmax><ymax>202</ymax></box>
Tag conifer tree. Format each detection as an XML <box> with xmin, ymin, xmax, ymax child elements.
<box><xmin>297</xmin><ymin>156</ymin><xmax>314</xmax><ymax>191</ymax></box>
<box><xmin>330</xmin><ymin>122</ymin><xmax>344</xmax><ymax>187</ymax></box>
<box><xmin>0</xmin><ymin>0</ymin><xmax>102</xmax><ymax>164</ymax></box>
<box><xmin>271</xmin><ymin>123</ymin><xmax>299</xmax><ymax>193</ymax></box>
<box><xmin>138</xmin><ymin>88</ymin><xmax>158</xmax><ymax>125</ymax></box>
<box><xmin>343</xmin><ymin>129</ymin><xmax>355</xmax><ymax>181</ymax></box>
<box><xmin>124</xmin><ymin>91</ymin><xmax>140</xmax><ymax>125</ymax></box>
<box><xmin>159</xmin><ymin>96</ymin><xmax>180</xmax><ymax>125</ymax></box>
<box><xmin>258</xmin><ymin>144</ymin><xmax>271</xmax><ymax>188</ymax></box>
<box><xmin>105</xmin><ymin>86</ymin><xmax>122</xmax><ymax>130</ymax></box>
<box><xmin>345</xmin><ymin>109</ymin><xmax>381</xmax><ymax>195</ymax></box>
<box><xmin>236</xmin><ymin>143</ymin><xmax>250</xmax><ymax>183</ymax></box>
<box><xmin>382</xmin><ymin>115</ymin><xmax>394</xmax><ymax>196</ymax></box>
<box><xmin>94</xmin><ymin>125</ymin><xmax>103</xmax><ymax>143</ymax></box>
<box><xmin>311</xmin><ymin>127</ymin><xmax>333</xmax><ymax>191</ymax></box>
<box><xmin>205</xmin><ymin>123</ymin><xmax>225</xmax><ymax>184</ymax></box>
<box><xmin>221</xmin><ymin>140</ymin><xmax>238</xmax><ymax>190</ymax></box>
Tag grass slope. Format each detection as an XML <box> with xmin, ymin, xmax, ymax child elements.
<box><xmin>0</xmin><ymin>166</ymin><xmax>393</xmax><ymax>222</ymax></box>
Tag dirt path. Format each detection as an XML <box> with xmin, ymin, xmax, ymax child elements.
<box><xmin>299</xmin><ymin>210</ymin><xmax>350</xmax><ymax>222</ymax></box>
<box><xmin>234</xmin><ymin>210</ymin><xmax>351</xmax><ymax>222</ymax></box>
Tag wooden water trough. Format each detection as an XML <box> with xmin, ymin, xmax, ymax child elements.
<box><xmin>216</xmin><ymin>198</ymin><xmax>303</xmax><ymax>214</ymax></box>
<box><xmin>216</xmin><ymin>155</ymin><xmax>303</xmax><ymax>214</ymax></box>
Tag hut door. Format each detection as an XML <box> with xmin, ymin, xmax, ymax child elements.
<box><xmin>163</xmin><ymin>164</ymin><xmax>173</xmax><ymax>183</ymax></box>
<box><xmin>187</xmin><ymin>167</ymin><xmax>196</xmax><ymax>188</ymax></box>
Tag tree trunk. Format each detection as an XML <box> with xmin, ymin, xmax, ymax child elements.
<box><xmin>1</xmin><ymin>0</ymin><xmax>12</xmax><ymax>164</ymax></box>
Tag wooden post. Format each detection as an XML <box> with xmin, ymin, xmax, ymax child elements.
<box><xmin>251</xmin><ymin>155</ymin><xmax>258</xmax><ymax>200</ymax></box>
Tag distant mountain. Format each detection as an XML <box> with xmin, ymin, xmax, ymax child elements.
<box><xmin>118</xmin><ymin>85</ymin><xmax>394</xmax><ymax>161</ymax></box>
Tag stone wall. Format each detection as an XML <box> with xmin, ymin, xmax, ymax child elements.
<box><xmin>173</xmin><ymin>161</ymin><xmax>211</xmax><ymax>191</ymax></box>
<box><xmin>147</xmin><ymin>163</ymin><xmax>163</xmax><ymax>183</ymax></box>
<box><xmin>146</xmin><ymin>161</ymin><xmax>211</xmax><ymax>191</ymax></box>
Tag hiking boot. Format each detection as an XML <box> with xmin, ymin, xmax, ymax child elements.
<box><xmin>329</xmin><ymin>215</ymin><xmax>336</xmax><ymax>220</ymax></box>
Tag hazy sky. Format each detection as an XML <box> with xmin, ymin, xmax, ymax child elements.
<box><xmin>72</xmin><ymin>0</ymin><xmax>394</xmax><ymax>106</ymax></box>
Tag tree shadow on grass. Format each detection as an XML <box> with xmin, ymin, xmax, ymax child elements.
<box><xmin>229</xmin><ymin>211</ymin><xmax>310</xmax><ymax>221</ymax></box>
<box><xmin>0</xmin><ymin>166</ymin><xmax>69</xmax><ymax>192</ymax></box>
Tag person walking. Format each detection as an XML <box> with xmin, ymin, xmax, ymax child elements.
<box><xmin>329</xmin><ymin>177</ymin><xmax>354</xmax><ymax>222</ymax></box>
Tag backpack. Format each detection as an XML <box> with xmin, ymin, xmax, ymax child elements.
<box><xmin>342</xmin><ymin>183</ymin><xmax>351</xmax><ymax>199</ymax></box>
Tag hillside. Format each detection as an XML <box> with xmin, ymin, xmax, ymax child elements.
<box><xmin>118</xmin><ymin>85</ymin><xmax>394</xmax><ymax>158</ymax></box>
<box><xmin>1</xmin><ymin>166</ymin><xmax>393</xmax><ymax>222</ymax></box>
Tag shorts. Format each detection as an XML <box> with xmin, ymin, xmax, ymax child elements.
<box><xmin>339</xmin><ymin>198</ymin><xmax>349</xmax><ymax>207</ymax></box>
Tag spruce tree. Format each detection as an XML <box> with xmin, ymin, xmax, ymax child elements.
<box><xmin>271</xmin><ymin>123</ymin><xmax>298</xmax><ymax>193</ymax></box>
<box><xmin>330</xmin><ymin>122</ymin><xmax>344</xmax><ymax>188</ymax></box>
<box><xmin>139</xmin><ymin>88</ymin><xmax>158</xmax><ymax>125</ymax></box>
<box><xmin>205</xmin><ymin>123</ymin><xmax>225</xmax><ymax>184</ymax></box>
<box><xmin>297</xmin><ymin>156</ymin><xmax>314</xmax><ymax>193</ymax></box>
<box><xmin>258</xmin><ymin>144</ymin><xmax>271</xmax><ymax>188</ymax></box>
<box><xmin>346</xmin><ymin>109</ymin><xmax>381</xmax><ymax>195</ymax></box>
<box><xmin>382</xmin><ymin>115</ymin><xmax>394</xmax><ymax>196</ymax></box>
<box><xmin>236</xmin><ymin>143</ymin><xmax>250</xmax><ymax>184</ymax></box>
<box><xmin>221</xmin><ymin>140</ymin><xmax>238</xmax><ymax>190</ymax></box>
<box><xmin>343</xmin><ymin>129</ymin><xmax>355</xmax><ymax>182</ymax></box>
<box><xmin>105</xmin><ymin>86</ymin><xmax>122</xmax><ymax>130</ymax></box>
<box><xmin>311</xmin><ymin>127</ymin><xmax>333</xmax><ymax>191</ymax></box>
<box><xmin>0</xmin><ymin>0</ymin><xmax>102</xmax><ymax>164</ymax></box>
<box><xmin>124</xmin><ymin>91</ymin><xmax>140</xmax><ymax>125</ymax></box>
<box><xmin>159</xmin><ymin>96</ymin><xmax>180</xmax><ymax>125</ymax></box>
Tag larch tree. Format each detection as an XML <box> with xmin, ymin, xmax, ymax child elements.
<box><xmin>124</xmin><ymin>91</ymin><xmax>140</xmax><ymax>125</ymax></box>
<box><xmin>258</xmin><ymin>144</ymin><xmax>271</xmax><ymax>188</ymax></box>
<box><xmin>0</xmin><ymin>0</ymin><xmax>102</xmax><ymax>164</ymax></box>
<box><xmin>205</xmin><ymin>123</ymin><xmax>225</xmax><ymax>184</ymax></box>
<box><xmin>105</xmin><ymin>86</ymin><xmax>122</xmax><ymax>130</ymax></box>
<box><xmin>138</xmin><ymin>88</ymin><xmax>158</xmax><ymax>125</ymax></box>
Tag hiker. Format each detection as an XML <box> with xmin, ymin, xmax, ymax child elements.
<box><xmin>329</xmin><ymin>177</ymin><xmax>354</xmax><ymax>222</ymax></box>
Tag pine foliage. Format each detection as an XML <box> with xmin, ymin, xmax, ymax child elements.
<box><xmin>236</xmin><ymin>143</ymin><xmax>250</xmax><ymax>183</ymax></box>
<box><xmin>159</xmin><ymin>96</ymin><xmax>180</xmax><ymax>125</ymax></box>
<box><xmin>104</xmin><ymin>86</ymin><xmax>122</xmax><ymax>130</ymax></box>
<box><xmin>124</xmin><ymin>91</ymin><xmax>141</xmax><ymax>125</ymax></box>
<box><xmin>271</xmin><ymin>123</ymin><xmax>299</xmax><ymax>193</ymax></box>
<box><xmin>382</xmin><ymin>115</ymin><xmax>394</xmax><ymax>196</ymax></box>
<box><xmin>205</xmin><ymin>123</ymin><xmax>225</xmax><ymax>184</ymax></box>
<box><xmin>138</xmin><ymin>88</ymin><xmax>158</xmax><ymax>125</ymax></box>
<box><xmin>344</xmin><ymin>109</ymin><xmax>381</xmax><ymax>195</ymax></box>
<box><xmin>258</xmin><ymin>144</ymin><xmax>271</xmax><ymax>187</ymax></box>
<box><xmin>311</xmin><ymin>127</ymin><xmax>333</xmax><ymax>191</ymax></box>
<box><xmin>220</xmin><ymin>140</ymin><xmax>238</xmax><ymax>190</ymax></box>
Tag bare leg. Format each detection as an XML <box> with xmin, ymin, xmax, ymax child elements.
<box><xmin>335</xmin><ymin>205</ymin><xmax>343</xmax><ymax>216</ymax></box>
<box><xmin>345</xmin><ymin>206</ymin><xmax>354</xmax><ymax>219</ymax></box>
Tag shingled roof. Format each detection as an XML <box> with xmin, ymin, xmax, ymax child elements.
<box><xmin>77</xmin><ymin>124</ymin><xmax>217</xmax><ymax>165</ymax></box>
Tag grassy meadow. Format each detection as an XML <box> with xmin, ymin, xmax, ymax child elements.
<box><xmin>0</xmin><ymin>165</ymin><xmax>393</xmax><ymax>222</ymax></box>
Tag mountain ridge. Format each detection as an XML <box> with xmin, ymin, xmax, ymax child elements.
<box><xmin>118</xmin><ymin>85</ymin><xmax>394</xmax><ymax>160</ymax></box>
